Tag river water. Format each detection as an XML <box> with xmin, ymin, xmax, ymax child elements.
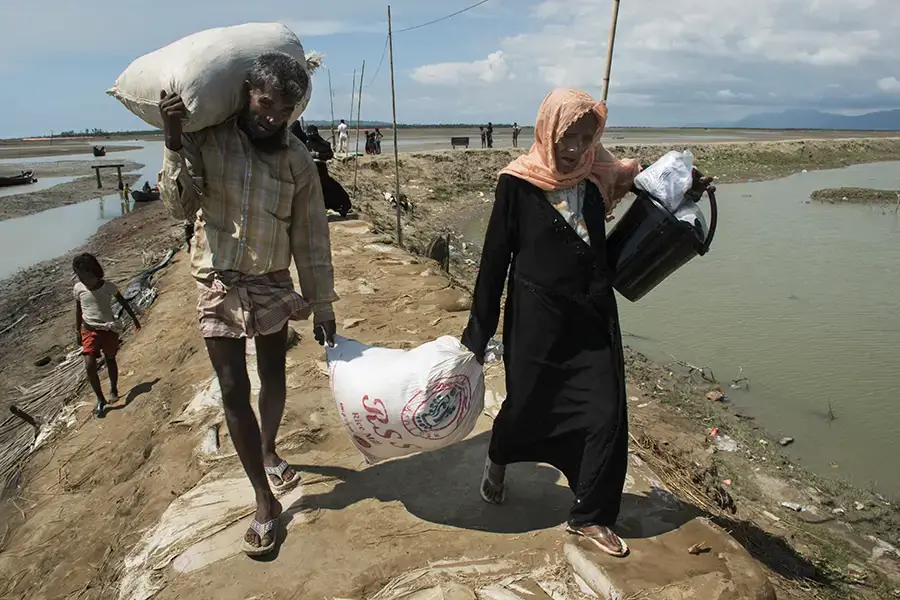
<box><xmin>462</xmin><ymin>161</ymin><xmax>900</xmax><ymax>496</ymax></box>
<box><xmin>0</xmin><ymin>142</ymin><xmax>164</xmax><ymax>280</ymax></box>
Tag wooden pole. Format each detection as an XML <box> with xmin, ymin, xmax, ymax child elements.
<box><xmin>388</xmin><ymin>5</ymin><xmax>403</xmax><ymax>248</ymax></box>
<box><xmin>600</xmin><ymin>0</ymin><xmax>621</xmax><ymax>102</ymax></box>
<box><xmin>94</xmin><ymin>167</ymin><xmax>102</xmax><ymax>189</ymax></box>
<box><xmin>116</xmin><ymin>166</ymin><xmax>124</xmax><ymax>190</ymax></box>
<box><xmin>353</xmin><ymin>60</ymin><xmax>366</xmax><ymax>198</ymax></box>
<box><xmin>348</xmin><ymin>69</ymin><xmax>357</xmax><ymax>153</ymax></box>
<box><xmin>328</xmin><ymin>69</ymin><xmax>337</xmax><ymax>147</ymax></box>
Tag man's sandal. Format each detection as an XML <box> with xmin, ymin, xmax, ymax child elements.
<box><xmin>241</xmin><ymin>518</ymin><xmax>278</xmax><ymax>557</ymax></box>
<box><xmin>265</xmin><ymin>460</ymin><xmax>300</xmax><ymax>494</ymax></box>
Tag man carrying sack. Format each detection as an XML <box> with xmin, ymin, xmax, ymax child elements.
<box><xmin>157</xmin><ymin>52</ymin><xmax>338</xmax><ymax>557</ymax></box>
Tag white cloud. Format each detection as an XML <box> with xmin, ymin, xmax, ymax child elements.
<box><xmin>410</xmin><ymin>51</ymin><xmax>509</xmax><ymax>86</ymax></box>
<box><xmin>405</xmin><ymin>0</ymin><xmax>900</xmax><ymax>124</ymax></box>
<box><xmin>877</xmin><ymin>77</ymin><xmax>900</xmax><ymax>92</ymax></box>
<box><xmin>282</xmin><ymin>20</ymin><xmax>383</xmax><ymax>37</ymax></box>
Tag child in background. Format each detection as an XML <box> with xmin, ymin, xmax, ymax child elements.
<box><xmin>73</xmin><ymin>253</ymin><xmax>141</xmax><ymax>418</ymax></box>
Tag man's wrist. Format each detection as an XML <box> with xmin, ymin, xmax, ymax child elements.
<box><xmin>313</xmin><ymin>305</ymin><xmax>335</xmax><ymax>324</ymax></box>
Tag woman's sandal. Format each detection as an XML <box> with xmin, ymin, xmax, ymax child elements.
<box><xmin>566</xmin><ymin>524</ymin><xmax>630</xmax><ymax>558</ymax></box>
<box><xmin>265</xmin><ymin>460</ymin><xmax>300</xmax><ymax>494</ymax></box>
<box><xmin>479</xmin><ymin>457</ymin><xmax>507</xmax><ymax>505</ymax></box>
<box><xmin>241</xmin><ymin>518</ymin><xmax>278</xmax><ymax>557</ymax></box>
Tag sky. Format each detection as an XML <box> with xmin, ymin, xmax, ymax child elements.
<box><xmin>1</xmin><ymin>0</ymin><xmax>899</xmax><ymax>138</ymax></box>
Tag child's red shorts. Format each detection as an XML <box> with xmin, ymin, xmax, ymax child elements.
<box><xmin>81</xmin><ymin>329</ymin><xmax>120</xmax><ymax>358</ymax></box>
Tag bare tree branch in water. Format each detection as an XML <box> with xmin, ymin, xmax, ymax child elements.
<box><xmin>666</xmin><ymin>353</ymin><xmax>716</xmax><ymax>383</ymax></box>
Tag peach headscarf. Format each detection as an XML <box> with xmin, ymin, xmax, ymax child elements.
<box><xmin>500</xmin><ymin>88</ymin><xmax>641</xmax><ymax>213</ymax></box>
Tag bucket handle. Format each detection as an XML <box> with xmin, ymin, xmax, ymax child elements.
<box><xmin>699</xmin><ymin>187</ymin><xmax>718</xmax><ymax>256</ymax></box>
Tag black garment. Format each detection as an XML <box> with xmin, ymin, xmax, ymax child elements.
<box><xmin>462</xmin><ymin>174</ymin><xmax>628</xmax><ymax>527</ymax></box>
<box><xmin>317</xmin><ymin>162</ymin><xmax>352</xmax><ymax>217</ymax></box>
<box><xmin>289</xmin><ymin>123</ymin><xmax>350</xmax><ymax>217</ymax></box>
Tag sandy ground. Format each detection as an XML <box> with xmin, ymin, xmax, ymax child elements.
<box><xmin>811</xmin><ymin>187</ymin><xmax>900</xmax><ymax>205</ymax></box>
<box><xmin>0</xmin><ymin>214</ymin><xmax>896</xmax><ymax>599</ymax></box>
<box><xmin>0</xmin><ymin>141</ymin><xmax>142</xmax><ymax>159</ymax></box>
<box><xmin>0</xmin><ymin>142</ymin><xmax>899</xmax><ymax>599</ymax></box>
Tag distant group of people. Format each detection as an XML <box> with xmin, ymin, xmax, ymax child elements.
<box><xmin>334</xmin><ymin>119</ymin><xmax>383</xmax><ymax>155</ymax></box>
<box><xmin>364</xmin><ymin>128</ymin><xmax>383</xmax><ymax>155</ymax></box>
<box><xmin>481</xmin><ymin>122</ymin><xmax>523</xmax><ymax>148</ymax></box>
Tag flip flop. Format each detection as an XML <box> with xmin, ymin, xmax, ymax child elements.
<box><xmin>566</xmin><ymin>524</ymin><xmax>630</xmax><ymax>558</ymax></box>
<box><xmin>480</xmin><ymin>457</ymin><xmax>507</xmax><ymax>505</ymax></box>
<box><xmin>93</xmin><ymin>401</ymin><xmax>106</xmax><ymax>419</ymax></box>
<box><xmin>264</xmin><ymin>460</ymin><xmax>300</xmax><ymax>494</ymax></box>
<box><xmin>241</xmin><ymin>518</ymin><xmax>278</xmax><ymax>557</ymax></box>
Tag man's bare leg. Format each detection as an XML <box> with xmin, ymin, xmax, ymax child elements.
<box><xmin>206</xmin><ymin>336</ymin><xmax>280</xmax><ymax>549</ymax></box>
<box><xmin>255</xmin><ymin>325</ymin><xmax>299</xmax><ymax>489</ymax></box>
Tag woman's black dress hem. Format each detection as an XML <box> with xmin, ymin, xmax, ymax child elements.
<box><xmin>462</xmin><ymin>174</ymin><xmax>628</xmax><ymax>527</ymax></box>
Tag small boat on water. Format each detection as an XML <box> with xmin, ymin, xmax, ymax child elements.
<box><xmin>132</xmin><ymin>186</ymin><xmax>161</xmax><ymax>202</ymax></box>
<box><xmin>92</xmin><ymin>145</ymin><xmax>107</xmax><ymax>157</ymax></box>
<box><xmin>0</xmin><ymin>170</ymin><xmax>38</xmax><ymax>188</ymax></box>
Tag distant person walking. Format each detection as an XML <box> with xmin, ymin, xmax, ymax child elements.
<box><xmin>374</xmin><ymin>128</ymin><xmax>384</xmax><ymax>154</ymax></box>
<box><xmin>486</xmin><ymin>122</ymin><xmax>494</xmax><ymax>148</ymax></box>
<box><xmin>337</xmin><ymin>119</ymin><xmax>350</xmax><ymax>153</ymax></box>
<box><xmin>73</xmin><ymin>253</ymin><xmax>142</xmax><ymax>418</ymax></box>
<box><xmin>512</xmin><ymin>122</ymin><xmax>521</xmax><ymax>148</ymax></box>
<box><xmin>480</xmin><ymin>126</ymin><xmax>487</xmax><ymax>149</ymax></box>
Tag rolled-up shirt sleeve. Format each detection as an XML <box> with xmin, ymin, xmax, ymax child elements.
<box><xmin>158</xmin><ymin>139</ymin><xmax>203</xmax><ymax>220</ymax></box>
<box><xmin>290</xmin><ymin>150</ymin><xmax>339</xmax><ymax>322</ymax></box>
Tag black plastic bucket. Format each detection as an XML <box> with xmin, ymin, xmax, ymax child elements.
<box><xmin>606</xmin><ymin>188</ymin><xmax>717</xmax><ymax>302</ymax></box>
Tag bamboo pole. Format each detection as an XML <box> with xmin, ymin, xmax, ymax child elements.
<box><xmin>348</xmin><ymin>69</ymin><xmax>356</xmax><ymax>154</ymax></box>
<box><xmin>388</xmin><ymin>5</ymin><xmax>403</xmax><ymax>247</ymax></box>
<box><xmin>353</xmin><ymin>60</ymin><xmax>366</xmax><ymax>198</ymax></box>
<box><xmin>600</xmin><ymin>0</ymin><xmax>622</xmax><ymax>102</ymax></box>
<box><xmin>328</xmin><ymin>69</ymin><xmax>337</xmax><ymax>147</ymax></box>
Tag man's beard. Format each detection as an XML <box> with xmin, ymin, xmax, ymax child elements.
<box><xmin>238</xmin><ymin>106</ymin><xmax>289</xmax><ymax>153</ymax></box>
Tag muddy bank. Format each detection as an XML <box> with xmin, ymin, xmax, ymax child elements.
<box><xmin>811</xmin><ymin>186</ymin><xmax>900</xmax><ymax>204</ymax></box>
<box><xmin>0</xmin><ymin>201</ymin><xmax>183</xmax><ymax>416</ymax></box>
<box><xmin>0</xmin><ymin>159</ymin><xmax>144</xmax><ymax>220</ymax></box>
<box><xmin>0</xmin><ymin>212</ymin><xmax>896</xmax><ymax>599</ymax></box>
<box><xmin>0</xmin><ymin>142</ymin><xmax>142</xmax><ymax>159</ymax></box>
<box><xmin>0</xmin><ymin>174</ymin><xmax>143</xmax><ymax>221</ymax></box>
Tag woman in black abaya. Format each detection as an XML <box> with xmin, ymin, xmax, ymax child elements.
<box><xmin>461</xmin><ymin>89</ymin><xmax>641</xmax><ymax>557</ymax></box>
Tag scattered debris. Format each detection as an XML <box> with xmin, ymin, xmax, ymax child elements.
<box><xmin>0</xmin><ymin>314</ymin><xmax>27</xmax><ymax>336</ymax></box>
<box><xmin>286</xmin><ymin>326</ymin><xmax>301</xmax><ymax>349</ymax></box>
<box><xmin>730</xmin><ymin>367</ymin><xmax>750</xmax><ymax>390</ymax></box>
<box><xmin>846</xmin><ymin>563</ymin><xmax>868</xmax><ymax>584</ymax></box>
<box><xmin>688</xmin><ymin>541</ymin><xmax>710</xmax><ymax>555</ymax></box>
<box><xmin>780</xmin><ymin>502</ymin><xmax>804</xmax><ymax>512</ymax></box>
<box><xmin>713</xmin><ymin>434</ymin><xmax>738</xmax><ymax>453</ymax></box>
<box><xmin>761</xmin><ymin>510</ymin><xmax>781</xmax><ymax>522</ymax></box>
<box><xmin>342</xmin><ymin>317</ymin><xmax>366</xmax><ymax>330</ymax></box>
<box><xmin>33</xmin><ymin>356</ymin><xmax>52</xmax><ymax>367</ymax></box>
<box><xmin>722</xmin><ymin>479</ymin><xmax>732</xmax><ymax>486</ymax></box>
<box><xmin>759</xmin><ymin>439</ymin><xmax>769</xmax><ymax>446</ymax></box>
<box><xmin>854</xmin><ymin>502</ymin><xmax>866</xmax><ymax>511</ymax></box>
<box><xmin>832</xmin><ymin>508</ymin><xmax>846</xmax><ymax>516</ymax></box>
<box><xmin>779</xmin><ymin>437</ymin><xmax>794</xmax><ymax>447</ymax></box>
<box><xmin>706</xmin><ymin>389</ymin><xmax>727</xmax><ymax>402</ymax></box>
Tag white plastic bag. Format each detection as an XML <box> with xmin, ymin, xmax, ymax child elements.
<box><xmin>108</xmin><ymin>23</ymin><xmax>314</xmax><ymax>132</ymax></box>
<box><xmin>634</xmin><ymin>150</ymin><xmax>695</xmax><ymax>212</ymax></box>
<box><xmin>326</xmin><ymin>335</ymin><xmax>485</xmax><ymax>464</ymax></box>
